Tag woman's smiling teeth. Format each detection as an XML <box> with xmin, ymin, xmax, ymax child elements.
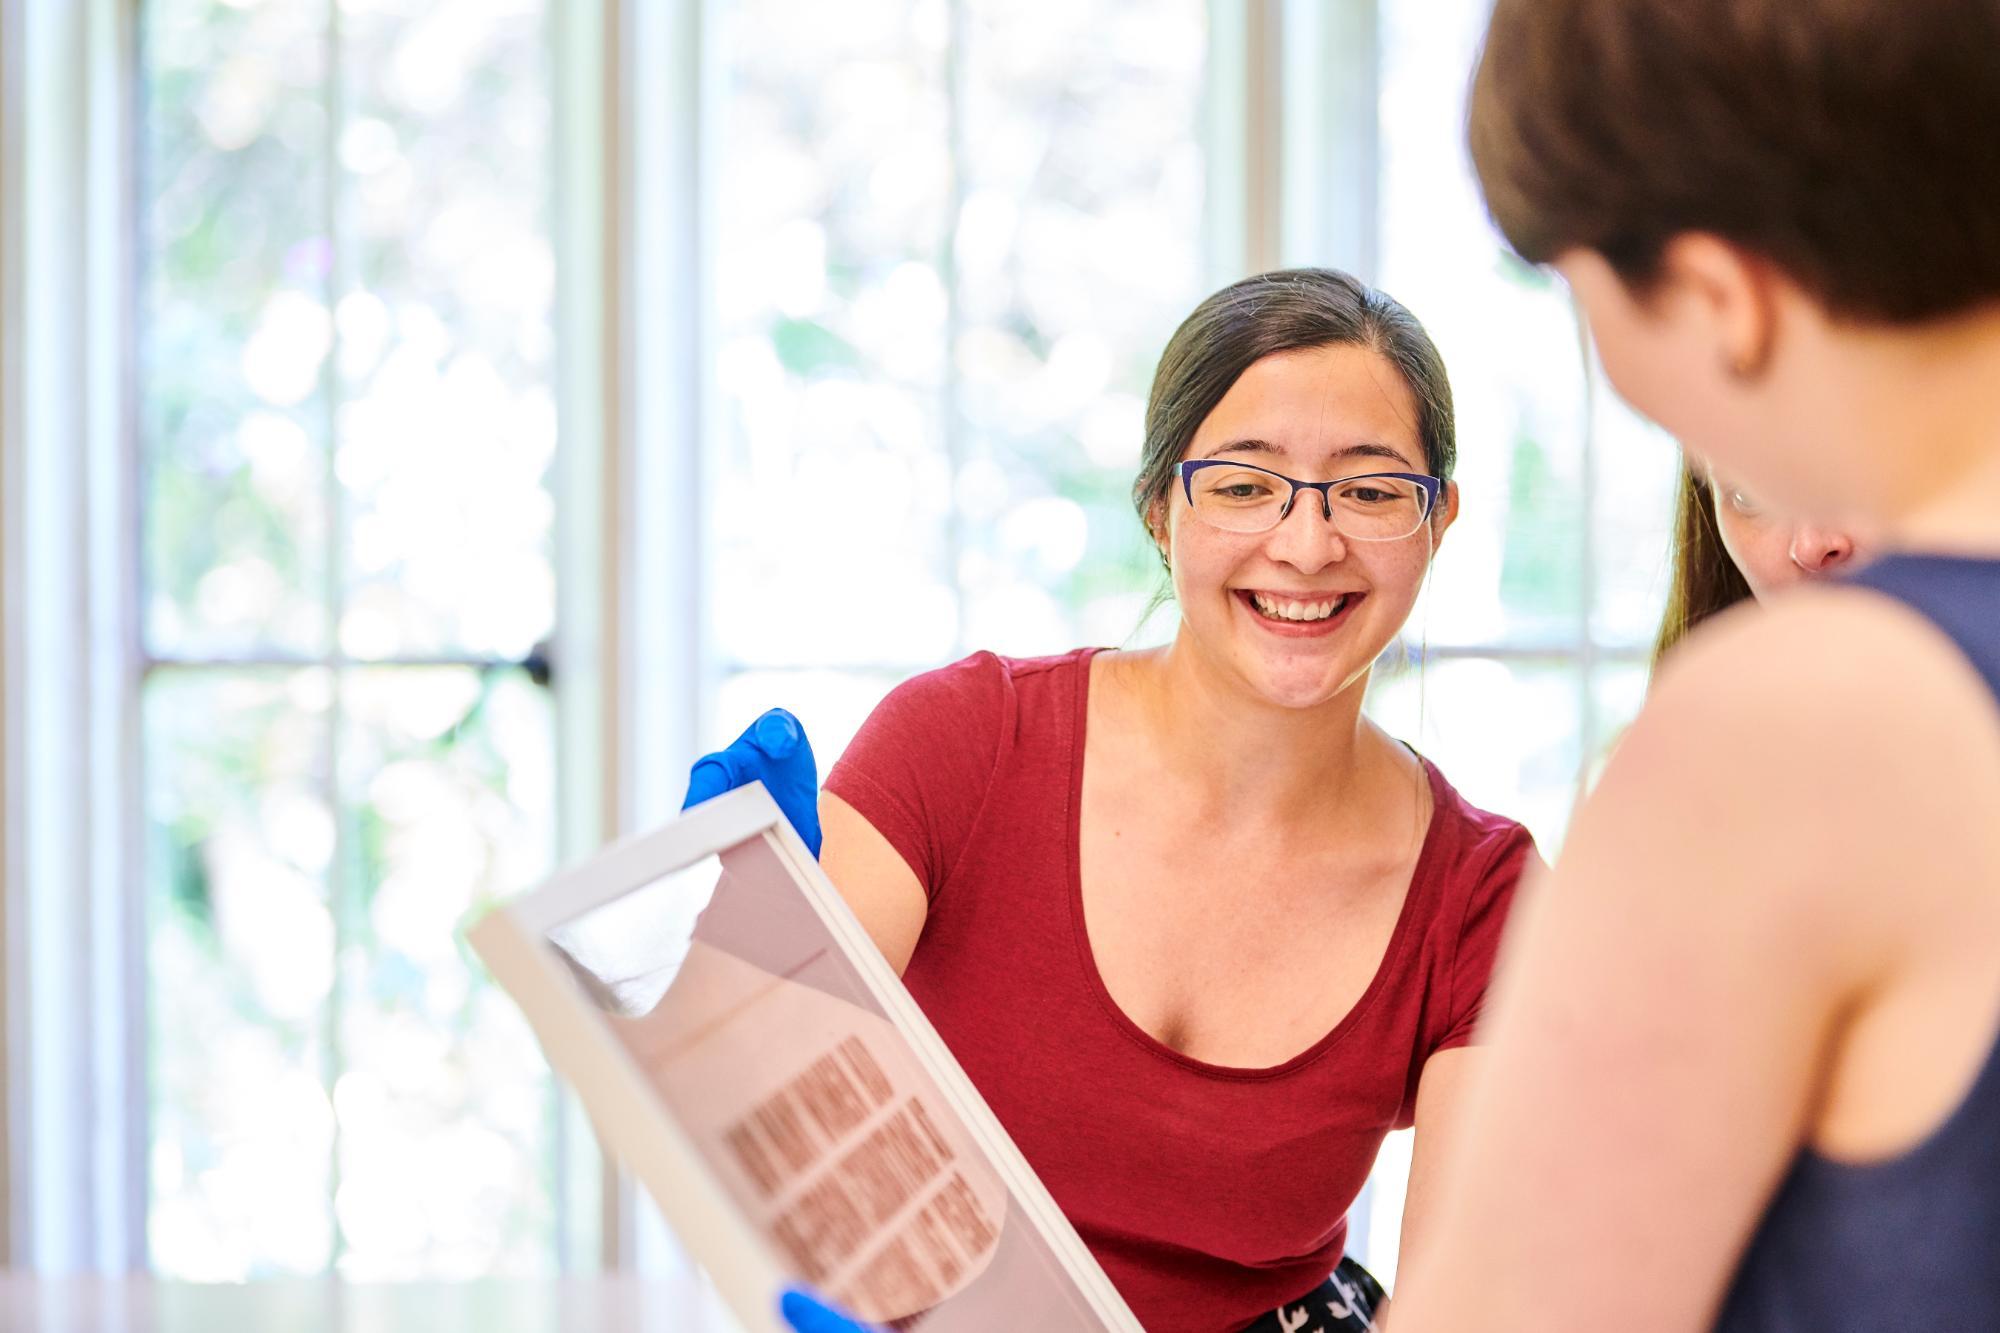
<box><xmin>1248</xmin><ymin>591</ymin><xmax>1352</xmax><ymax>622</ymax></box>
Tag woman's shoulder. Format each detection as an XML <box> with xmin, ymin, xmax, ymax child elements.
<box><xmin>1588</xmin><ymin>583</ymin><xmax>2000</xmax><ymax>969</ymax></box>
<box><xmin>1404</xmin><ymin>754</ymin><xmax>1544</xmax><ymax>1057</ymax></box>
<box><xmin>895</xmin><ymin>645</ymin><xmax>1097</xmax><ymax>694</ymax></box>
<box><xmin>873</xmin><ymin>646</ymin><xmax>1100</xmax><ymax>730</ymax></box>
<box><xmin>1416</xmin><ymin>755</ymin><xmax>1543</xmax><ymax>882</ymax></box>
<box><xmin>825</xmin><ymin>647</ymin><xmax>1101</xmax><ymax>895</ymax></box>
<box><xmin>1651</xmin><ymin>582</ymin><xmax>2000</xmax><ymax>798</ymax></box>
<box><xmin>832</xmin><ymin>646</ymin><xmax>1100</xmax><ymax>779</ymax></box>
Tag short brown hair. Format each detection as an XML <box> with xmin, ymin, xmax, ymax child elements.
<box><xmin>1469</xmin><ymin>0</ymin><xmax>2000</xmax><ymax>323</ymax></box>
<box><xmin>1133</xmin><ymin>268</ymin><xmax>1456</xmax><ymax>546</ymax></box>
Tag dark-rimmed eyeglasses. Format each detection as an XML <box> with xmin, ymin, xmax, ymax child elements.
<box><xmin>1177</xmin><ymin>459</ymin><xmax>1443</xmax><ymax>540</ymax></box>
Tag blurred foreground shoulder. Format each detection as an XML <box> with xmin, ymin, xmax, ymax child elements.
<box><xmin>1616</xmin><ymin>584</ymin><xmax>2000</xmax><ymax>936</ymax></box>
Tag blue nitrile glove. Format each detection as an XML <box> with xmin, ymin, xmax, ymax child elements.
<box><xmin>779</xmin><ymin>1287</ymin><xmax>883</xmax><ymax>1333</ymax></box>
<box><xmin>681</xmin><ymin>708</ymin><xmax>823</xmax><ymax>857</ymax></box>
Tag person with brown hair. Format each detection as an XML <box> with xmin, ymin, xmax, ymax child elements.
<box><xmin>710</xmin><ymin>268</ymin><xmax>1541</xmax><ymax>1333</ymax></box>
<box><xmin>1385</xmin><ymin>2</ymin><xmax>2000</xmax><ymax>1330</ymax></box>
<box><xmin>1653</xmin><ymin>460</ymin><xmax>1868</xmax><ymax>667</ymax></box>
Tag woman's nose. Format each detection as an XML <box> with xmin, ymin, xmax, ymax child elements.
<box><xmin>1267</xmin><ymin>489</ymin><xmax>1348</xmax><ymax>566</ymax></box>
<box><xmin>1789</xmin><ymin>525</ymin><xmax>1856</xmax><ymax>575</ymax></box>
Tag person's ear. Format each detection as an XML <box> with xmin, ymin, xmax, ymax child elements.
<box><xmin>1652</xmin><ymin>234</ymin><xmax>1781</xmax><ymax>380</ymax></box>
<box><xmin>1147</xmin><ymin>498</ymin><xmax>1171</xmax><ymax>566</ymax></box>
<box><xmin>1426</xmin><ymin>479</ymin><xmax>1460</xmax><ymax>555</ymax></box>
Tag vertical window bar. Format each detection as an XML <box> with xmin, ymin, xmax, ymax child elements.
<box><xmin>319</xmin><ymin>0</ymin><xmax>348</xmax><ymax>1270</ymax></box>
<box><xmin>106</xmin><ymin>0</ymin><xmax>148</xmax><ymax>1270</ymax></box>
<box><xmin>1242</xmin><ymin>0</ymin><xmax>1283</xmax><ymax>275</ymax></box>
<box><xmin>1573</xmin><ymin>296</ymin><xmax>1602</xmax><ymax>808</ymax></box>
<box><xmin>549</xmin><ymin>0</ymin><xmax>617</xmax><ymax>1274</ymax></box>
<box><xmin>943</xmin><ymin>0</ymin><xmax>968</xmax><ymax>657</ymax></box>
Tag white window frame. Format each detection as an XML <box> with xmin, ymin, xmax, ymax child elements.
<box><xmin>1</xmin><ymin>0</ymin><xmax>147</xmax><ymax>1274</ymax></box>
<box><xmin>579</xmin><ymin>0</ymin><xmax>719</xmax><ymax>1276</ymax></box>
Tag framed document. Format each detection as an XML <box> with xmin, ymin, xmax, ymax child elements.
<box><xmin>466</xmin><ymin>783</ymin><xmax>1146</xmax><ymax>1333</ymax></box>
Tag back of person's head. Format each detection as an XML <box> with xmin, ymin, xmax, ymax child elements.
<box><xmin>1470</xmin><ymin>0</ymin><xmax>2000</xmax><ymax>324</ymax></box>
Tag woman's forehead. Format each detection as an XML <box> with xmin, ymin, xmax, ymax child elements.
<box><xmin>1193</xmin><ymin>345</ymin><xmax>1424</xmax><ymax>466</ymax></box>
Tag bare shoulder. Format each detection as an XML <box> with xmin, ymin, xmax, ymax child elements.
<box><xmin>1603</xmin><ymin>584</ymin><xmax>2000</xmax><ymax>960</ymax></box>
<box><xmin>1647</xmin><ymin>583</ymin><xmax>2000</xmax><ymax>780</ymax></box>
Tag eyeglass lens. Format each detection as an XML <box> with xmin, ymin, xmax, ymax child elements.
<box><xmin>1188</xmin><ymin>466</ymin><xmax>1429</xmax><ymax>539</ymax></box>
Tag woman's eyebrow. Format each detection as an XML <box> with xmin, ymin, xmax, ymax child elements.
<box><xmin>1202</xmin><ymin>438</ymin><xmax>1284</xmax><ymax>460</ymax></box>
<box><xmin>1334</xmin><ymin>442</ymin><xmax>1417</xmax><ymax>468</ymax></box>
<box><xmin>1200</xmin><ymin>439</ymin><xmax>1417</xmax><ymax>468</ymax></box>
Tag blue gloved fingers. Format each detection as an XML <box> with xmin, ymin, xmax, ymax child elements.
<box><xmin>680</xmin><ymin>709</ymin><xmax>823</xmax><ymax>859</ymax></box>
<box><xmin>749</xmin><ymin>708</ymin><xmax>804</xmax><ymax>758</ymax></box>
<box><xmin>736</xmin><ymin>704</ymin><xmax>820</xmax><ymax>852</ymax></box>
<box><xmin>681</xmin><ymin>709</ymin><xmax>799</xmax><ymax>812</ymax></box>
<box><xmin>682</xmin><ymin>749</ymin><xmax>750</xmax><ymax>809</ymax></box>
<box><xmin>779</xmin><ymin>1287</ymin><xmax>881</xmax><ymax>1333</ymax></box>
<box><xmin>744</xmin><ymin>708</ymin><xmax>822</xmax><ymax>858</ymax></box>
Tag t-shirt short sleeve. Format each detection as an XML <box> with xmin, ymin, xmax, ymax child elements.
<box><xmin>823</xmin><ymin>651</ymin><xmax>1012</xmax><ymax>903</ymax></box>
<box><xmin>1431</xmin><ymin>824</ymin><xmax>1542</xmax><ymax>1056</ymax></box>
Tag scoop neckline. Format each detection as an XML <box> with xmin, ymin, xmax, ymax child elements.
<box><xmin>1062</xmin><ymin>646</ymin><xmax>1446</xmax><ymax>1081</ymax></box>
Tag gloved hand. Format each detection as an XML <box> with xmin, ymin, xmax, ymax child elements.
<box><xmin>779</xmin><ymin>1287</ymin><xmax>883</xmax><ymax>1333</ymax></box>
<box><xmin>681</xmin><ymin>708</ymin><xmax>823</xmax><ymax>857</ymax></box>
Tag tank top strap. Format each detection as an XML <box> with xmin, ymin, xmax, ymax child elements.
<box><xmin>1846</xmin><ymin>554</ymin><xmax>2000</xmax><ymax>702</ymax></box>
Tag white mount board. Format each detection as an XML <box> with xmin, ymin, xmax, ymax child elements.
<box><xmin>467</xmin><ymin>783</ymin><xmax>1145</xmax><ymax>1332</ymax></box>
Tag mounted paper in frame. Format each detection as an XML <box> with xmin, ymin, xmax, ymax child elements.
<box><xmin>467</xmin><ymin>783</ymin><xmax>1145</xmax><ymax>1333</ymax></box>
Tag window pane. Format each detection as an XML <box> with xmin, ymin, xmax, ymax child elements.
<box><xmin>1378</xmin><ymin>0</ymin><xmax>1587</xmax><ymax>651</ymax></box>
<box><xmin>710</xmin><ymin>1</ymin><xmax>1206</xmax><ymax>671</ymax></box>
<box><xmin>146</xmin><ymin>668</ymin><xmax>335</xmax><ymax>1278</ymax></box>
<box><xmin>336</xmin><ymin>3</ymin><xmax>556</xmax><ymax>661</ymax></box>
<box><xmin>713</xmin><ymin>669</ymin><xmax>907</xmax><ymax>769</ymax></box>
<box><xmin>141</xmin><ymin>2</ymin><xmax>332</xmax><ymax>658</ymax></box>
<box><xmin>335</xmin><ymin>666</ymin><xmax>557</xmax><ymax>1277</ymax></box>
<box><xmin>956</xmin><ymin>0</ymin><xmax>1206</xmax><ymax>655</ymax></box>
<box><xmin>1589</xmin><ymin>657</ymin><xmax>1653</xmax><ymax>787</ymax></box>
<box><xmin>712</xmin><ymin>0</ymin><xmax>956</xmax><ymax>671</ymax></box>
<box><xmin>140</xmin><ymin>0</ymin><xmax>564</xmax><ymax>1283</ymax></box>
<box><xmin>1378</xmin><ymin>0</ymin><xmax>1679</xmax><ymax>657</ymax></box>
<box><xmin>1589</xmin><ymin>388</ymin><xmax>1680</xmax><ymax>650</ymax></box>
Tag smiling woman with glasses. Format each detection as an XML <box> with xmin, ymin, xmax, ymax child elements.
<box><xmin>689</xmin><ymin>267</ymin><xmax>1541</xmax><ymax>1333</ymax></box>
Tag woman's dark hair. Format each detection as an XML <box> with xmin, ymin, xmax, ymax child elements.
<box><xmin>1653</xmin><ymin>460</ymin><xmax>1753</xmax><ymax>670</ymax></box>
<box><xmin>1132</xmin><ymin>268</ymin><xmax>1456</xmax><ymax>544</ymax></box>
<box><xmin>1469</xmin><ymin>0</ymin><xmax>2000</xmax><ymax>323</ymax></box>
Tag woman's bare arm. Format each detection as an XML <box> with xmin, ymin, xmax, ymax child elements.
<box><xmin>817</xmin><ymin>790</ymin><xmax>932</xmax><ymax>975</ymax></box>
<box><xmin>1394</xmin><ymin>1046</ymin><xmax>1478</xmax><ymax>1280</ymax></box>
<box><xmin>1386</xmin><ymin>592</ymin><xmax>1997</xmax><ymax>1332</ymax></box>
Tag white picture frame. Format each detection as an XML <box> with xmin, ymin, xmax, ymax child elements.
<box><xmin>466</xmin><ymin>782</ymin><xmax>1146</xmax><ymax>1333</ymax></box>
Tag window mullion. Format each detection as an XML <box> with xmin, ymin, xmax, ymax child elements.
<box><xmin>1278</xmin><ymin>0</ymin><xmax>1379</xmax><ymax>278</ymax></box>
<box><xmin>943</xmin><ymin>0</ymin><xmax>968</xmax><ymax>658</ymax></box>
<box><xmin>2</xmin><ymin>0</ymin><xmax>145</xmax><ymax>1273</ymax></box>
<box><xmin>601</xmin><ymin>0</ymin><xmax>709</xmax><ymax>1275</ymax></box>
<box><xmin>320</xmin><ymin>0</ymin><xmax>350</xmax><ymax>1274</ymax></box>
<box><xmin>551</xmin><ymin>0</ymin><xmax>616</xmax><ymax>1276</ymax></box>
<box><xmin>1573</xmin><ymin>296</ymin><xmax>1603</xmax><ymax>806</ymax></box>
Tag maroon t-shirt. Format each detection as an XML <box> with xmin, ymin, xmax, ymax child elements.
<box><xmin>825</xmin><ymin>649</ymin><xmax>1536</xmax><ymax>1333</ymax></box>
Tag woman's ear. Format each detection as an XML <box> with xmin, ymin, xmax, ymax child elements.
<box><xmin>1147</xmin><ymin>498</ymin><xmax>1171</xmax><ymax>567</ymax></box>
<box><xmin>1427</xmin><ymin>479</ymin><xmax>1461</xmax><ymax>554</ymax></box>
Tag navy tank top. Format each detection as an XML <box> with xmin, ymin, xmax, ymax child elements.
<box><xmin>1714</xmin><ymin>554</ymin><xmax>2000</xmax><ymax>1332</ymax></box>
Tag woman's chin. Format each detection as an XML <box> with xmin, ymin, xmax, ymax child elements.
<box><xmin>1235</xmin><ymin>656</ymin><xmax>1367</xmax><ymax>712</ymax></box>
